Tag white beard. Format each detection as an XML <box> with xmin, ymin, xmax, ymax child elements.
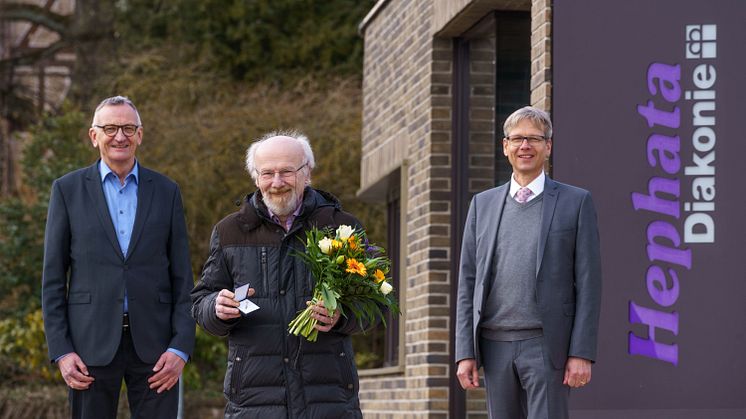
<box><xmin>263</xmin><ymin>187</ymin><xmax>300</xmax><ymax>216</ymax></box>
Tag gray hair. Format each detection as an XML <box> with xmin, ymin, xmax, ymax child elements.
<box><xmin>503</xmin><ymin>106</ymin><xmax>553</xmax><ymax>139</ymax></box>
<box><xmin>245</xmin><ymin>130</ymin><xmax>316</xmax><ymax>180</ymax></box>
<box><xmin>91</xmin><ymin>96</ymin><xmax>142</xmax><ymax>126</ymax></box>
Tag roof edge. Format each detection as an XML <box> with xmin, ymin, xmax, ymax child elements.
<box><xmin>358</xmin><ymin>0</ymin><xmax>390</xmax><ymax>36</ymax></box>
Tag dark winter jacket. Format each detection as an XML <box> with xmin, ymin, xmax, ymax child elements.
<box><xmin>191</xmin><ymin>187</ymin><xmax>365</xmax><ymax>419</ymax></box>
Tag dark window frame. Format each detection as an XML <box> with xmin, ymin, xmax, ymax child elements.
<box><xmin>449</xmin><ymin>10</ymin><xmax>532</xmax><ymax>418</ymax></box>
<box><xmin>383</xmin><ymin>186</ymin><xmax>401</xmax><ymax>367</ymax></box>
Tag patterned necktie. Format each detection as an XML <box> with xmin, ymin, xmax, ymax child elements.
<box><xmin>515</xmin><ymin>187</ymin><xmax>533</xmax><ymax>204</ymax></box>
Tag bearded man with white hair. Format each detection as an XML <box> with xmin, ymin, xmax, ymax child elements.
<box><xmin>191</xmin><ymin>131</ymin><xmax>368</xmax><ymax>418</ymax></box>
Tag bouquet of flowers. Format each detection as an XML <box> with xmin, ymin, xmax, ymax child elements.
<box><xmin>288</xmin><ymin>224</ymin><xmax>400</xmax><ymax>342</ymax></box>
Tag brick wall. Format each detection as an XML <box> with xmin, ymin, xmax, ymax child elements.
<box><xmin>359</xmin><ymin>0</ymin><xmax>551</xmax><ymax>417</ymax></box>
<box><xmin>468</xmin><ymin>37</ymin><xmax>497</xmax><ymax>194</ymax></box>
<box><xmin>359</xmin><ymin>0</ymin><xmax>454</xmax><ymax>417</ymax></box>
<box><xmin>530</xmin><ymin>0</ymin><xmax>552</xmax><ymax>112</ymax></box>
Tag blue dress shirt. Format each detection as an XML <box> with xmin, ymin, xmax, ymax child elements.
<box><xmin>100</xmin><ymin>161</ymin><xmax>138</xmax><ymax>262</ymax></box>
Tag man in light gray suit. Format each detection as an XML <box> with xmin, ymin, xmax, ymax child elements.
<box><xmin>455</xmin><ymin>106</ymin><xmax>601</xmax><ymax>419</ymax></box>
<box><xmin>42</xmin><ymin>96</ymin><xmax>195</xmax><ymax>418</ymax></box>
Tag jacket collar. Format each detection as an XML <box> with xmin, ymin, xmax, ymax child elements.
<box><xmin>237</xmin><ymin>187</ymin><xmax>341</xmax><ymax>231</ymax></box>
<box><xmin>536</xmin><ymin>176</ymin><xmax>559</xmax><ymax>274</ymax></box>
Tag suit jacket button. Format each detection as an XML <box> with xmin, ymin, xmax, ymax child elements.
<box><xmin>283</xmin><ymin>357</ymin><xmax>289</xmax><ymax>363</ymax></box>
<box><xmin>347</xmin><ymin>384</ymin><xmax>354</xmax><ymax>390</ymax></box>
<box><xmin>279</xmin><ymin>289</ymin><xmax>286</xmax><ymax>295</ymax></box>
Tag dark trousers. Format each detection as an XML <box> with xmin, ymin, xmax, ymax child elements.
<box><xmin>480</xmin><ymin>336</ymin><xmax>569</xmax><ymax>419</ymax></box>
<box><xmin>68</xmin><ymin>329</ymin><xmax>178</xmax><ymax>419</ymax></box>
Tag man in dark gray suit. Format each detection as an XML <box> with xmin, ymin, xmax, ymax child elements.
<box><xmin>455</xmin><ymin>106</ymin><xmax>602</xmax><ymax>419</ymax></box>
<box><xmin>42</xmin><ymin>96</ymin><xmax>195</xmax><ymax>418</ymax></box>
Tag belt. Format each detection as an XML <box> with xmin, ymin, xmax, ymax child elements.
<box><xmin>123</xmin><ymin>313</ymin><xmax>130</xmax><ymax>330</ymax></box>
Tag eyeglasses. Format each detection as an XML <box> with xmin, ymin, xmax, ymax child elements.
<box><xmin>93</xmin><ymin>124</ymin><xmax>140</xmax><ymax>137</ymax></box>
<box><xmin>257</xmin><ymin>163</ymin><xmax>307</xmax><ymax>182</ymax></box>
<box><xmin>505</xmin><ymin>135</ymin><xmax>547</xmax><ymax>147</ymax></box>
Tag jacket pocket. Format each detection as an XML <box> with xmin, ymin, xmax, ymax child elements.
<box><xmin>338</xmin><ymin>345</ymin><xmax>357</xmax><ymax>395</ymax></box>
<box><xmin>224</xmin><ymin>343</ymin><xmax>286</xmax><ymax>406</ymax></box>
<box><xmin>225</xmin><ymin>345</ymin><xmax>249</xmax><ymax>403</ymax></box>
<box><xmin>548</xmin><ymin>227</ymin><xmax>576</xmax><ymax>236</ymax></box>
<box><xmin>67</xmin><ymin>292</ymin><xmax>91</xmax><ymax>304</ymax></box>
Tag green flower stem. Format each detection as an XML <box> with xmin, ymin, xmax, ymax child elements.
<box><xmin>288</xmin><ymin>291</ymin><xmax>327</xmax><ymax>342</ymax></box>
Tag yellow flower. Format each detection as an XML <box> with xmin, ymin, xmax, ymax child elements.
<box><xmin>346</xmin><ymin>258</ymin><xmax>367</xmax><ymax>276</ymax></box>
<box><xmin>331</xmin><ymin>239</ymin><xmax>343</xmax><ymax>251</ymax></box>
<box><xmin>348</xmin><ymin>236</ymin><xmax>357</xmax><ymax>250</ymax></box>
<box><xmin>373</xmin><ymin>269</ymin><xmax>385</xmax><ymax>283</ymax></box>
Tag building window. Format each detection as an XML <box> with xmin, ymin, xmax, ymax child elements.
<box><xmin>450</xmin><ymin>10</ymin><xmax>531</xmax><ymax>418</ymax></box>
<box><xmin>382</xmin><ymin>190</ymin><xmax>400</xmax><ymax>367</ymax></box>
<box><xmin>493</xmin><ymin>12</ymin><xmax>531</xmax><ymax>185</ymax></box>
<box><xmin>353</xmin><ymin>167</ymin><xmax>404</xmax><ymax>371</ymax></box>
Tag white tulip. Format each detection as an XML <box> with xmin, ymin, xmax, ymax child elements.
<box><xmin>336</xmin><ymin>225</ymin><xmax>355</xmax><ymax>240</ymax></box>
<box><xmin>318</xmin><ymin>237</ymin><xmax>333</xmax><ymax>255</ymax></box>
<box><xmin>380</xmin><ymin>281</ymin><xmax>393</xmax><ymax>295</ymax></box>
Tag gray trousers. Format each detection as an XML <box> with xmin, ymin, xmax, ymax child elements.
<box><xmin>480</xmin><ymin>336</ymin><xmax>569</xmax><ymax>419</ymax></box>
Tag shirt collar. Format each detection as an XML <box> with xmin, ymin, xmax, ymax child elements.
<box><xmin>509</xmin><ymin>171</ymin><xmax>545</xmax><ymax>198</ymax></box>
<box><xmin>99</xmin><ymin>160</ymin><xmax>139</xmax><ymax>184</ymax></box>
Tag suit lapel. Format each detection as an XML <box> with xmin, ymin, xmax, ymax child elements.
<box><xmin>481</xmin><ymin>183</ymin><xmax>509</xmax><ymax>283</ymax></box>
<box><xmin>84</xmin><ymin>162</ymin><xmax>125</xmax><ymax>261</ymax></box>
<box><xmin>125</xmin><ymin>166</ymin><xmax>154</xmax><ymax>261</ymax></box>
<box><xmin>537</xmin><ymin>177</ymin><xmax>559</xmax><ymax>275</ymax></box>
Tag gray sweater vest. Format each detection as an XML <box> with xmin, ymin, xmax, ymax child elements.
<box><xmin>480</xmin><ymin>193</ymin><xmax>544</xmax><ymax>341</ymax></box>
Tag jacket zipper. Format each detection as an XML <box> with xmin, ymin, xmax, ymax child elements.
<box><xmin>288</xmin><ymin>223</ymin><xmax>313</xmax><ymax>295</ymax></box>
<box><xmin>261</xmin><ymin>247</ymin><xmax>268</xmax><ymax>296</ymax></box>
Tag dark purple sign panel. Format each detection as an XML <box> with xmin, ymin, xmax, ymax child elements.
<box><xmin>554</xmin><ymin>1</ymin><xmax>746</xmax><ymax>417</ymax></box>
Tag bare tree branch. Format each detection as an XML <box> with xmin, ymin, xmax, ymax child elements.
<box><xmin>0</xmin><ymin>40</ymin><xmax>68</xmax><ymax>70</ymax></box>
<box><xmin>0</xmin><ymin>2</ymin><xmax>70</xmax><ymax>36</ymax></box>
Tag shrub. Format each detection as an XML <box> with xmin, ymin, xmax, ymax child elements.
<box><xmin>0</xmin><ymin>309</ymin><xmax>60</xmax><ymax>383</ymax></box>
